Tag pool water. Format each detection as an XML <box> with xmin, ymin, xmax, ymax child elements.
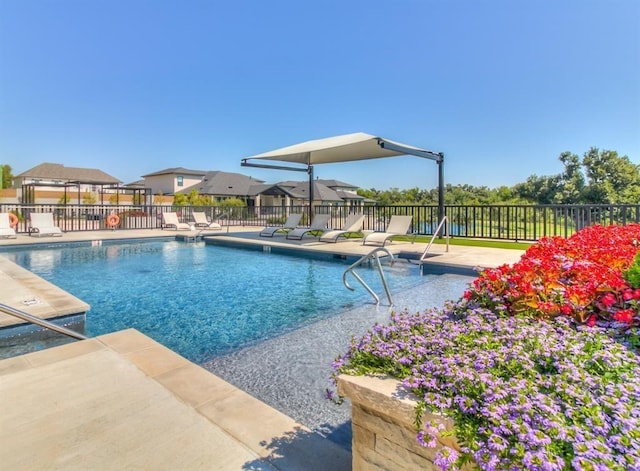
<box><xmin>3</xmin><ymin>240</ymin><xmax>426</xmax><ymax>363</ymax></box>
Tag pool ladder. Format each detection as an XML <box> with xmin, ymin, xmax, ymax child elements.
<box><xmin>0</xmin><ymin>302</ymin><xmax>87</xmax><ymax>341</ymax></box>
<box><xmin>343</xmin><ymin>247</ymin><xmax>395</xmax><ymax>306</ymax></box>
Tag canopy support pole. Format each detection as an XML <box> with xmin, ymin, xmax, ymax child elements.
<box><xmin>308</xmin><ymin>165</ymin><xmax>314</xmax><ymax>221</ymax></box>
<box><xmin>438</xmin><ymin>153</ymin><xmax>445</xmax><ymax>233</ymax></box>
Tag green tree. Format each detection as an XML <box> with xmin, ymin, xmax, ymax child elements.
<box><xmin>513</xmin><ymin>173</ymin><xmax>564</xmax><ymax>204</ymax></box>
<box><xmin>581</xmin><ymin>148</ymin><xmax>640</xmax><ymax>203</ymax></box>
<box><xmin>553</xmin><ymin>152</ymin><xmax>585</xmax><ymax>204</ymax></box>
<box><xmin>173</xmin><ymin>189</ymin><xmax>217</xmax><ymax>206</ymax></box>
<box><xmin>1</xmin><ymin>164</ymin><xmax>13</xmax><ymax>189</ymax></box>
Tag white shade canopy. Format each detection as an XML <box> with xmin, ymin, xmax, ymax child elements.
<box><xmin>242</xmin><ymin>132</ymin><xmax>441</xmax><ymax>167</ymax></box>
<box><xmin>241</xmin><ymin>132</ymin><xmax>445</xmax><ymax>225</ymax></box>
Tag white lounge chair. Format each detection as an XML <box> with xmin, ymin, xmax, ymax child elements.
<box><xmin>29</xmin><ymin>212</ymin><xmax>63</xmax><ymax>237</ymax></box>
<box><xmin>319</xmin><ymin>213</ymin><xmax>365</xmax><ymax>243</ymax></box>
<box><xmin>363</xmin><ymin>215</ymin><xmax>413</xmax><ymax>247</ymax></box>
<box><xmin>0</xmin><ymin>213</ymin><xmax>17</xmax><ymax>239</ymax></box>
<box><xmin>286</xmin><ymin>214</ymin><xmax>331</xmax><ymax>240</ymax></box>
<box><xmin>192</xmin><ymin>211</ymin><xmax>222</xmax><ymax>230</ymax></box>
<box><xmin>162</xmin><ymin>212</ymin><xmax>192</xmax><ymax>231</ymax></box>
<box><xmin>260</xmin><ymin>213</ymin><xmax>303</xmax><ymax>237</ymax></box>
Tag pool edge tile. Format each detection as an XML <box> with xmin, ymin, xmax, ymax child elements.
<box><xmin>123</xmin><ymin>343</ymin><xmax>192</xmax><ymax>378</ymax></box>
<box><xmin>97</xmin><ymin>328</ymin><xmax>160</xmax><ymax>354</ymax></box>
<box><xmin>21</xmin><ymin>338</ymin><xmax>106</xmax><ymax>368</ymax></box>
<box><xmin>155</xmin><ymin>362</ymin><xmax>239</xmax><ymax>408</ymax></box>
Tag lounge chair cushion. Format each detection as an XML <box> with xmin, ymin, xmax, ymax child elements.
<box><xmin>363</xmin><ymin>215</ymin><xmax>413</xmax><ymax>246</ymax></box>
<box><xmin>162</xmin><ymin>212</ymin><xmax>192</xmax><ymax>231</ymax></box>
<box><xmin>260</xmin><ymin>213</ymin><xmax>303</xmax><ymax>237</ymax></box>
<box><xmin>29</xmin><ymin>213</ymin><xmax>63</xmax><ymax>237</ymax></box>
<box><xmin>319</xmin><ymin>214</ymin><xmax>365</xmax><ymax>243</ymax></box>
<box><xmin>286</xmin><ymin>214</ymin><xmax>331</xmax><ymax>240</ymax></box>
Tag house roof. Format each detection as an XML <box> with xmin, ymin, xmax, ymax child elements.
<box><xmin>335</xmin><ymin>189</ymin><xmax>365</xmax><ymax>200</ymax></box>
<box><xmin>178</xmin><ymin>171</ymin><xmax>265</xmax><ymax>196</ymax></box>
<box><xmin>316</xmin><ymin>179</ymin><xmax>359</xmax><ymax>190</ymax></box>
<box><xmin>123</xmin><ymin>180</ymin><xmax>146</xmax><ymax>188</ymax></box>
<box><xmin>16</xmin><ymin>163</ymin><xmax>121</xmax><ymax>184</ymax></box>
<box><xmin>286</xmin><ymin>181</ymin><xmax>343</xmax><ymax>202</ymax></box>
<box><xmin>141</xmin><ymin>167</ymin><xmax>208</xmax><ymax>178</ymax></box>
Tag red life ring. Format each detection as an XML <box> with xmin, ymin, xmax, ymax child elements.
<box><xmin>106</xmin><ymin>214</ymin><xmax>120</xmax><ymax>228</ymax></box>
<box><xmin>8</xmin><ymin>213</ymin><xmax>19</xmax><ymax>228</ymax></box>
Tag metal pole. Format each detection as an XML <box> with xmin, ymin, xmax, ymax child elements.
<box><xmin>0</xmin><ymin>303</ymin><xmax>87</xmax><ymax>341</ymax></box>
<box><xmin>308</xmin><ymin>165</ymin><xmax>314</xmax><ymax>221</ymax></box>
<box><xmin>438</xmin><ymin>153</ymin><xmax>445</xmax><ymax>232</ymax></box>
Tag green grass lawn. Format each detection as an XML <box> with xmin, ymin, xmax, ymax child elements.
<box><xmin>395</xmin><ymin>235</ymin><xmax>531</xmax><ymax>250</ymax></box>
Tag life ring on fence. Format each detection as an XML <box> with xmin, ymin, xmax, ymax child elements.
<box><xmin>106</xmin><ymin>214</ymin><xmax>120</xmax><ymax>228</ymax></box>
<box><xmin>8</xmin><ymin>213</ymin><xmax>19</xmax><ymax>228</ymax></box>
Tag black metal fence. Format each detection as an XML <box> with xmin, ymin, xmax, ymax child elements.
<box><xmin>2</xmin><ymin>203</ymin><xmax>639</xmax><ymax>241</ymax></box>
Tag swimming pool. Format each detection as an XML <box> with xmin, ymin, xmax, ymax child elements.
<box><xmin>2</xmin><ymin>239</ymin><xmax>429</xmax><ymax>363</ymax></box>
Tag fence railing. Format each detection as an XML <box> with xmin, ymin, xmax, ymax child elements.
<box><xmin>2</xmin><ymin>203</ymin><xmax>639</xmax><ymax>241</ymax></box>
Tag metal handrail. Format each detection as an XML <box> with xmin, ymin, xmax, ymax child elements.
<box><xmin>343</xmin><ymin>247</ymin><xmax>395</xmax><ymax>305</ymax></box>
<box><xmin>0</xmin><ymin>302</ymin><xmax>88</xmax><ymax>341</ymax></box>
<box><xmin>410</xmin><ymin>216</ymin><xmax>449</xmax><ymax>266</ymax></box>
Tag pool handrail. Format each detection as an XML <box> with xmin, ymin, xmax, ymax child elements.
<box><xmin>409</xmin><ymin>216</ymin><xmax>449</xmax><ymax>266</ymax></box>
<box><xmin>343</xmin><ymin>247</ymin><xmax>395</xmax><ymax>306</ymax></box>
<box><xmin>0</xmin><ymin>302</ymin><xmax>87</xmax><ymax>341</ymax></box>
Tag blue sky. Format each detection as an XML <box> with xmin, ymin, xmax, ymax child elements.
<box><xmin>1</xmin><ymin>0</ymin><xmax>638</xmax><ymax>191</ymax></box>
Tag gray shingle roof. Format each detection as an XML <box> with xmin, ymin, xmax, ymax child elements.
<box><xmin>286</xmin><ymin>181</ymin><xmax>343</xmax><ymax>202</ymax></box>
<box><xmin>16</xmin><ymin>162</ymin><xmax>122</xmax><ymax>184</ymax></box>
<box><xmin>141</xmin><ymin>167</ymin><xmax>208</xmax><ymax>178</ymax></box>
<box><xmin>316</xmin><ymin>179</ymin><xmax>359</xmax><ymax>190</ymax></box>
<box><xmin>335</xmin><ymin>189</ymin><xmax>365</xmax><ymax>200</ymax></box>
<box><xmin>178</xmin><ymin>171</ymin><xmax>265</xmax><ymax>196</ymax></box>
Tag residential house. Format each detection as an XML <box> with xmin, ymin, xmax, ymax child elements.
<box><xmin>141</xmin><ymin>167</ymin><xmax>208</xmax><ymax>195</ymax></box>
<box><xmin>175</xmin><ymin>171</ymin><xmax>265</xmax><ymax>202</ymax></box>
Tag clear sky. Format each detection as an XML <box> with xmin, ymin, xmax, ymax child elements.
<box><xmin>1</xmin><ymin>0</ymin><xmax>638</xmax><ymax>191</ymax></box>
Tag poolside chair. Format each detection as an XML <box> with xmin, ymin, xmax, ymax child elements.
<box><xmin>28</xmin><ymin>212</ymin><xmax>63</xmax><ymax>237</ymax></box>
<box><xmin>363</xmin><ymin>215</ymin><xmax>413</xmax><ymax>247</ymax></box>
<box><xmin>319</xmin><ymin>213</ymin><xmax>365</xmax><ymax>243</ymax></box>
<box><xmin>286</xmin><ymin>214</ymin><xmax>331</xmax><ymax>240</ymax></box>
<box><xmin>0</xmin><ymin>213</ymin><xmax>17</xmax><ymax>239</ymax></box>
<box><xmin>259</xmin><ymin>213</ymin><xmax>303</xmax><ymax>237</ymax></box>
<box><xmin>161</xmin><ymin>212</ymin><xmax>192</xmax><ymax>231</ymax></box>
<box><xmin>192</xmin><ymin>211</ymin><xmax>222</xmax><ymax>230</ymax></box>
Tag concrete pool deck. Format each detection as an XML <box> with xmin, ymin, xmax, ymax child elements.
<box><xmin>0</xmin><ymin>228</ymin><xmax>525</xmax><ymax>470</ymax></box>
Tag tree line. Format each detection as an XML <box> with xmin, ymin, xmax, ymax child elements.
<box><xmin>357</xmin><ymin>148</ymin><xmax>640</xmax><ymax>205</ymax></box>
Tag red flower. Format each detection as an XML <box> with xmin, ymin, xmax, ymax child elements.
<box><xmin>586</xmin><ymin>315</ymin><xmax>597</xmax><ymax>327</ymax></box>
<box><xmin>600</xmin><ymin>292</ymin><xmax>617</xmax><ymax>308</ymax></box>
<box><xmin>613</xmin><ymin>309</ymin><xmax>634</xmax><ymax>324</ymax></box>
<box><xmin>560</xmin><ymin>304</ymin><xmax>573</xmax><ymax>315</ymax></box>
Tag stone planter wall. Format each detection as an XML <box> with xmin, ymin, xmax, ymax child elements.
<box><xmin>337</xmin><ymin>374</ymin><xmax>466</xmax><ymax>471</ymax></box>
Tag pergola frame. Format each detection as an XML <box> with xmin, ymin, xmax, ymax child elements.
<box><xmin>241</xmin><ymin>133</ymin><xmax>445</xmax><ymax>223</ymax></box>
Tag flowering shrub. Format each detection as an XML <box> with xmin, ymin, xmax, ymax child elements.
<box><xmin>332</xmin><ymin>224</ymin><xmax>640</xmax><ymax>470</ymax></box>
<box><xmin>334</xmin><ymin>307</ymin><xmax>640</xmax><ymax>470</ymax></box>
<box><xmin>464</xmin><ymin>224</ymin><xmax>640</xmax><ymax>331</ymax></box>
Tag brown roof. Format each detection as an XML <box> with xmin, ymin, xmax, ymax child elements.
<box><xmin>16</xmin><ymin>163</ymin><xmax>122</xmax><ymax>184</ymax></box>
